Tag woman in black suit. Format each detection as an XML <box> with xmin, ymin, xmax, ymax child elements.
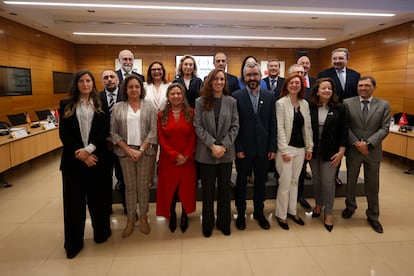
<box><xmin>59</xmin><ymin>69</ymin><xmax>112</xmax><ymax>258</ymax></box>
<box><xmin>309</xmin><ymin>77</ymin><xmax>347</xmax><ymax>232</ymax></box>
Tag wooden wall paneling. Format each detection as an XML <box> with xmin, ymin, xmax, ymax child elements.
<box><xmin>405</xmin><ymin>84</ymin><xmax>414</xmax><ymax>98</ymax></box>
<box><xmin>385</xmin><ymin>97</ymin><xmax>404</xmax><ymax>115</ymax></box>
<box><xmin>0</xmin><ymin>49</ymin><xmax>8</xmax><ymax>65</ymax></box>
<box><xmin>375</xmin><ymin>83</ymin><xmax>406</xmax><ymax>98</ymax></box>
<box><xmin>373</xmin><ymin>54</ymin><xmax>408</xmax><ymax>71</ymax></box>
<box><xmin>372</xmin><ymin>40</ymin><xmax>409</xmax><ymax>59</ymax></box>
<box><xmin>374</xmin><ymin>69</ymin><xmax>407</xmax><ymax>84</ymax></box>
<box><xmin>374</xmin><ymin>23</ymin><xmax>411</xmax><ymax>45</ymax></box>
<box><xmin>406</xmin><ymin>68</ymin><xmax>414</xmax><ymax>84</ymax></box>
<box><xmin>403</xmin><ymin>98</ymin><xmax>414</xmax><ymax>114</ymax></box>
<box><xmin>408</xmin><ymin>37</ymin><xmax>414</xmax><ymax>53</ymax></box>
<box><xmin>348</xmin><ymin>34</ymin><xmax>375</xmax><ymax>51</ymax></box>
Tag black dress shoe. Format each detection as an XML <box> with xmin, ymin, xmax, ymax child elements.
<box><xmin>202</xmin><ymin>228</ymin><xmax>212</xmax><ymax>238</ymax></box>
<box><xmin>342</xmin><ymin>208</ymin><xmax>354</xmax><ymax>219</ymax></box>
<box><xmin>235</xmin><ymin>213</ymin><xmax>246</xmax><ymax>230</ymax></box>
<box><xmin>275</xmin><ymin>217</ymin><xmax>289</xmax><ymax>230</ymax></box>
<box><xmin>298</xmin><ymin>197</ymin><xmax>312</xmax><ymax>210</ymax></box>
<box><xmin>324</xmin><ymin>223</ymin><xmax>334</xmax><ymax>232</ymax></box>
<box><xmin>311</xmin><ymin>211</ymin><xmax>321</xmax><ymax>218</ymax></box>
<box><xmin>287</xmin><ymin>214</ymin><xmax>305</xmax><ymax>225</ymax></box>
<box><xmin>217</xmin><ymin>227</ymin><xmax>231</xmax><ymax>236</ymax></box>
<box><xmin>335</xmin><ymin>177</ymin><xmax>343</xmax><ymax>185</ymax></box>
<box><xmin>367</xmin><ymin>219</ymin><xmax>383</xmax><ymax>233</ymax></box>
<box><xmin>66</xmin><ymin>245</ymin><xmax>83</xmax><ymax>259</ymax></box>
<box><xmin>169</xmin><ymin>212</ymin><xmax>177</xmax><ymax>233</ymax></box>
<box><xmin>180</xmin><ymin>212</ymin><xmax>188</xmax><ymax>233</ymax></box>
<box><xmin>254</xmin><ymin>213</ymin><xmax>270</xmax><ymax>230</ymax></box>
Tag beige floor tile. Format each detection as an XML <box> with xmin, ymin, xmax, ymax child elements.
<box><xmin>182</xmin><ymin>250</ymin><xmax>252</xmax><ymax>276</ymax></box>
<box><xmin>246</xmin><ymin>247</ymin><xmax>324</xmax><ymax>276</ymax></box>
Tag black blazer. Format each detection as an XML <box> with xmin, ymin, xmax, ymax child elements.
<box><xmin>232</xmin><ymin>88</ymin><xmax>276</xmax><ymax>158</ymax></box>
<box><xmin>100</xmin><ymin>89</ymin><xmax>122</xmax><ymax>111</ymax></box>
<box><xmin>173</xmin><ymin>76</ymin><xmax>203</xmax><ymax>108</ymax></box>
<box><xmin>310</xmin><ymin>103</ymin><xmax>348</xmax><ymax>161</ymax></box>
<box><xmin>304</xmin><ymin>76</ymin><xmax>317</xmax><ymax>101</ymax></box>
<box><xmin>317</xmin><ymin>67</ymin><xmax>360</xmax><ymax>102</ymax></box>
<box><xmin>59</xmin><ymin>99</ymin><xmax>110</xmax><ymax>171</ymax></box>
<box><xmin>226</xmin><ymin>73</ymin><xmax>240</xmax><ymax>93</ymax></box>
<box><xmin>263</xmin><ymin>76</ymin><xmax>285</xmax><ymax>100</ymax></box>
<box><xmin>116</xmin><ymin>69</ymin><xmax>145</xmax><ymax>85</ymax></box>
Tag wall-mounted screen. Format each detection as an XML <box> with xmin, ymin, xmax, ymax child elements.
<box><xmin>0</xmin><ymin>66</ymin><xmax>32</xmax><ymax>96</ymax></box>
<box><xmin>53</xmin><ymin>71</ymin><xmax>73</xmax><ymax>94</ymax></box>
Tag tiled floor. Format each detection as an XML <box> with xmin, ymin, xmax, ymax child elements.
<box><xmin>0</xmin><ymin>150</ymin><xmax>413</xmax><ymax>276</ymax></box>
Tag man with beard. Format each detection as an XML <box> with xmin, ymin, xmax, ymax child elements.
<box><xmin>232</xmin><ymin>62</ymin><xmax>276</xmax><ymax>230</ymax></box>
<box><xmin>116</xmin><ymin>49</ymin><xmax>145</xmax><ymax>84</ymax></box>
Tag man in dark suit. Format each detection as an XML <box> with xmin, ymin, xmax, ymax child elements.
<box><xmin>262</xmin><ymin>58</ymin><xmax>285</xmax><ymax>100</ymax></box>
<box><xmin>318</xmin><ymin>47</ymin><xmax>360</xmax><ymax>103</ymax></box>
<box><xmin>116</xmin><ymin>49</ymin><xmax>145</xmax><ymax>85</ymax></box>
<box><xmin>342</xmin><ymin>76</ymin><xmax>390</xmax><ymax>233</ymax></box>
<box><xmin>298</xmin><ymin>55</ymin><xmax>316</xmax><ymax>101</ymax></box>
<box><xmin>213</xmin><ymin>52</ymin><xmax>240</xmax><ymax>93</ymax></box>
<box><xmin>233</xmin><ymin>62</ymin><xmax>276</xmax><ymax>230</ymax></box>
<box><xmin>100</xmin><ymin>69</ymin><xmax>125</xmax><ymax>215</ymax></box>
<box><xmin>318</xmin><ymin>47</ymin><xmax>361</xmax><ymax>185</ymax></box>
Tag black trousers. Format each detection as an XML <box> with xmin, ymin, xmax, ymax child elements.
<box><xmin>235</xmin><ymin>156</ymin><xmax>269</xmax><ymax>214</ymax></box>
<box><xmin>199</xmin><ymin>162</ymin><xmax>232</xmax><ymax>232</ymax></box>
<box><xmin>62</xmin><ymin>166</ymin><xmax>111</xmax><ymax>252</ymax></box>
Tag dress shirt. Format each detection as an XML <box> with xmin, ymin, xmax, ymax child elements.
<box><xmin>247</xmin><ymin>88</ymin><xmax>261</xmax><ymax>113</ymax></box>
<box><xmin>76</xmin><ymin>98</ymin><xmax>96</xmax><ymax>153</ymax></box>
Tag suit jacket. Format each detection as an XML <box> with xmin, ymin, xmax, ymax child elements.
<box><xmin>173</xmin><ymin>76</ymin><xmax>203</xmax><ymax>108</ymax></box>
<box><xmin>263</xmin><ymin>76</ymin><xmax>285</xmax><ymax>100</ymax></box>
<box><xmin>59</xmin><ymin>98</ymin><xmax>110</xmax><ymax>172</ymax></box>
<box><xmin>318</xmin><ymin>67</ymin><xmax>360</xmax><ymax>102</ymax></box>
<box><xmin>226</xmin><ymin>73</ymin><xmax>240</xmax><ymax>93</ymax></box>
<box><xmin>116</xmin><ymin>69</ymin><xmax>145</xmax><ymax>85</ymax></box>
<box><xmin>100</xmin><ymin>89</ymin><xmax>122</xmax><ymax>111</ymax></box>
<box><xmin>193</xmin><ymin>95</ymin><xmax>239</xmax><ymax>164</ymax></box>
<box><xmin>310</xmin><ymin>103</ymin><xmax>348</xmax><ymax>161</ymax></box>
<box><xmin>143</xmin><ymin>82</ymin><xmax>170</xmax><ymax>111</ymax></box>
<box><xmin>344</xmin><ymin>96</ymin><xmax>390</xmax><ymax>162</ymax></box>
<box><xmin>110</xmin><ymin>99</ymin><xmax>158</xmax><ymax>158</ymax></box>
<box><xmin>233</xmin><ymin>88</ymin><xmax>276</xmax><ymax>158</ymax></box>
<box><xmin>276</xmin><ymin>96</ymin><xmax>313</xmax><ymax>155</ymax></box>
<box><xmin>304</xmin><ymin>76</ymin><xmax>316</xmax><ymax>101</ymax></box>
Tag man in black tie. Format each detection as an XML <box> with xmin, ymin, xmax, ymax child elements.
<box><xmin>100</xmin><ymin>69</ymin><xmax>125</xmax><ymax>214</ymax></box>
<box><xmin>263</xmin><ymin>58</ymin><xmax>285</xmax><ymax>100</ymax></box>
<box><xmin>318</xmin><ymin>48</ymin><xmax>361</xmax><ymax>185</ymax></box>
<box><xmin>116</xmin><ymin>49</ymin><xmax>145</xmax><ymax>85</ymax></box>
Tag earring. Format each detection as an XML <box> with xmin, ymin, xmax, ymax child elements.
<box><xmin>167</xmin><ymin>101</ymin><xmax>171</xmax><ymax>105</ymax></box>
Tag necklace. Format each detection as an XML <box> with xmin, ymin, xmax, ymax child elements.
<box><xmin>172</xmin><ymin>108</ymin><xmax>182</xmax><ymax>114</ymax></box>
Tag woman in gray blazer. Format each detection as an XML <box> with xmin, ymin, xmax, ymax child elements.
<box><xmin>194</xmin><ymin>68</ymin><xmax>239</xmax><ymax>237</ymax></box>
<box><xmin>111</xmin><ymin>75</ymin><xmax>158</xmax><ymax>238</ymax></box>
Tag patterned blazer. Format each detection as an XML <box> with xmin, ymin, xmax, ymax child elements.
<box><xmin>110</xmin><ymin>99</ymin><xmax>158</xmax><ymax>157</ymax></box>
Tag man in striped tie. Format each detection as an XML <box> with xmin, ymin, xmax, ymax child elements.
<box><xmin>100</xmin><ymin>69</ymin><xmax>125</xmax><ymax>215</ymax></box>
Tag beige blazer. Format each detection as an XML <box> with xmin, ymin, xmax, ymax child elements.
<box><xmin>276</xmin><ymin>96</ymin><xmax>313</xmax><ymax>155</ymax></box>
<box><xmin>110</xmin><ymin>99</ymin><xmax>158</xmax><ymax>157</ymax></box>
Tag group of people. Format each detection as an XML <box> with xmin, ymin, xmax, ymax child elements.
<box><xmin>59</xmin><ymin>48</ymin><xmax>390</xmax><ymax>259</ymax></box>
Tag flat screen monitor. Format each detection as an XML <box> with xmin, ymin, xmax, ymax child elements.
<box><xmin>0</xmin><ymin>66</ymin><xmax>32</xmax><ymax>96</ymax></box>
<box><xmin>53</xmin><ymin>71</ymin><xmax>73</xmax><ymax>94</ymax></box>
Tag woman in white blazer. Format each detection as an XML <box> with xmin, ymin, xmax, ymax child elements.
<box><xmin>144</xmin><ymin>61</ymin><xmax>170</xmax><ymax>112</ymax></box>
<box><xmin>275</xmin><ymin>73</ymin><xmax>313</xmax><ymax>230</ymax></box>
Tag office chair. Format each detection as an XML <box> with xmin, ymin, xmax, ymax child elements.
<box><xmin>7</xmin><ymin>113</ymin><xmax>27</xmax><ymax>126</ymax></box>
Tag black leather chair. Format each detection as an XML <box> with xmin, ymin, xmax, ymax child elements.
<box><xmin>35</xmin><ymin>109</ymin><xmax>52</xmax><ymax>121</ymax></box>
<box><xmin>7</xmin><ymin>113</ymin><xmax>27</xmax><ymax>126</ymax></box>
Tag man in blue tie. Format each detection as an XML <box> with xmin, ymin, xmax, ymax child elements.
<box><xmin>263</xmin><ymin>58</ymin><xmax>285</xmax><ymax>100</ymax></box>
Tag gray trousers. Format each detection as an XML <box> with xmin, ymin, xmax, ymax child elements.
<box><xmin>309</xmin><ymin>155</ymin><xmax>336</xmax><ymax>215</ymax></box>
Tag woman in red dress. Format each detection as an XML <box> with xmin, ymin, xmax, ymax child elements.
<box><xmin>156</xmin><ymin>83</ymin><xmax>196</xmax><ymax>233</ymax></box>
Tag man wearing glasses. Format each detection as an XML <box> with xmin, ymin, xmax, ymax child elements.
<box><xmin>116</xmin><ymin>49</ymin><xmax>145</xmax><ymax>84</ymax></box>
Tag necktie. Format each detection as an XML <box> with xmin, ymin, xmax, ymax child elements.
<box><xmin>270</xmin><ymin>79</ymin><xmax>276</xmax><ymax>91</ymax></box>
<box><xmin>362</xmin><ymin>100</ymin><xmax>369</xmax><ymax>122</ymax></box>
<box><xmin>337</xmin><ymin>70</ymin><xmax>345</xmax><ymax>90</ymax></box>
<box><xmin>303</xmin><ymin>78</ymin><xmax>308</xmax><ymax>88</ymax></box>
<box><xmin>124</xmin><ymin>72</ymin><xmax>130</xmax><ymax>78</ymax></box>
<box><xmin>108</xmin><ymin>92</ymin><xmax>115</xmax><ymax>113</ymax></box>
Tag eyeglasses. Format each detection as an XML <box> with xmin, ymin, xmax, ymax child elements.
<box><xmin>121</xmin><ymin>57</ymin><xmax>133</xmax><ymax>61</ymax></box>
<box><xmin>245</xmin><ymin>72</ymin><xmax>260</xmax><ymax>78</ymax></box>
<box><xmin>151</xmin><ymin>68</ymin><xmax>163</xmax><ymax>71</ymax></box>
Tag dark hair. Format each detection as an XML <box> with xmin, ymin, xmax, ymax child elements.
<box><xmin>63</xmin><ymin>69</ymin><xmax>103</xmax><ymax>118</ymax></box>
<box><xmin>200</xmin><ymin>68</ymin><xmax>229</xmax><ymax>111</ymax></box>
<box><xmin>160</xmin><ymin>83</ymin><xmax>192</xmax><ymax>128</ymax></box>
<box><xmin>279</xmin><ymin>73</ymin><xmax>305</xmax><ymax>99</ymax></box>
<box><xmin>119</xmin><ymin>75</ymin><xmax>146</xmax><ymax>101</ymax></box>
<box><xmin>240</xmin><ymin>55</ymin><xmax>258</xmax><ymax>83</ymax></box>
<box><xmin>146</xmin><ymin>61</ymin><xmax>167</xmax><ymax>84</ymax></box>
<box><xmin>310</xmin><ymin>77</ymin><xmax>339</xmax><ymax>108</ymax></box>
<box><xmin>359</xmin><ymin>76</ymin><xmax>376</xmax><ymax>87</ymax></box>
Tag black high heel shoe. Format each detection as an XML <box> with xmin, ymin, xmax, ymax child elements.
<box><xmin>180</xmin><ymin>212</ymin><xmax>188</xmax><ymax>233</ymax></box>
<box><xmin>169</xmin><ymin>212</ymin><xmax>177</xmax><ymax>233</ymax></box>
<box><xmin>324</xmin><ymin>223</ymin><xmax>334</xmax><ymax>232</ymax></box>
